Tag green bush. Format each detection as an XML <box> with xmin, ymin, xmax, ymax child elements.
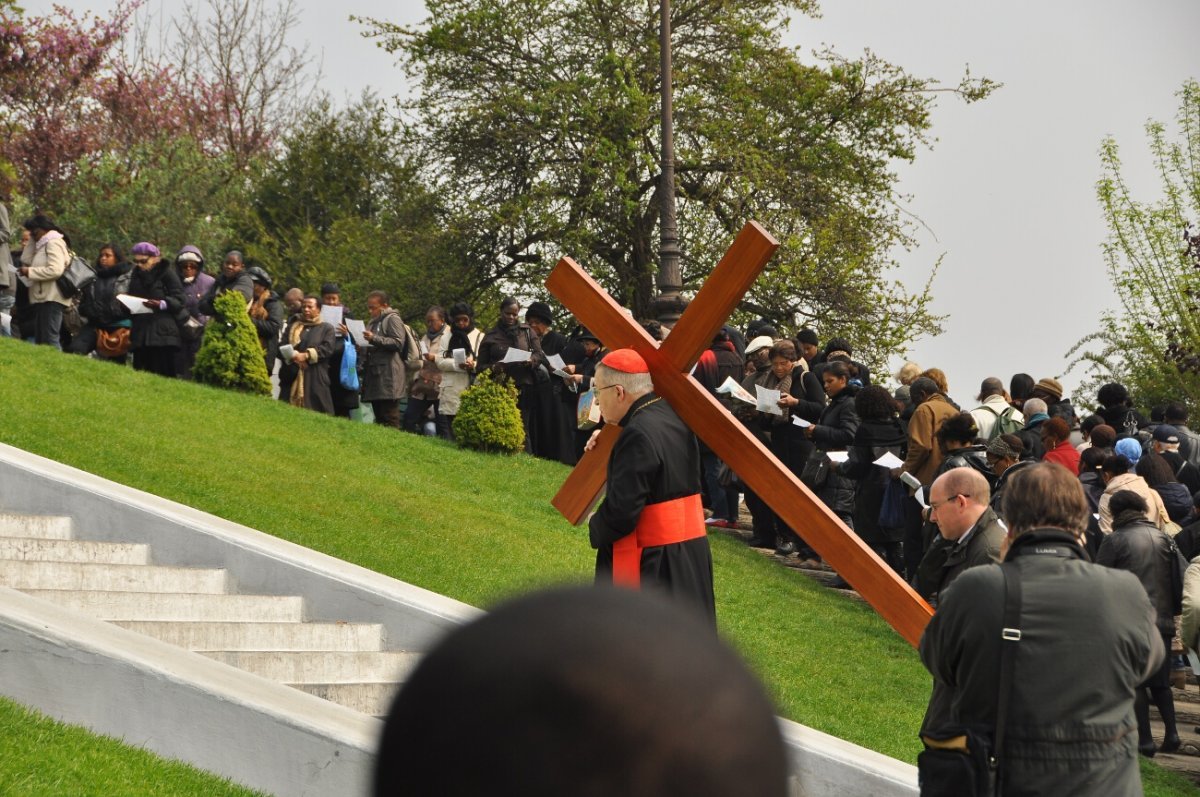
<box><xmin>453</xmin><ymin>370</ymin><xmax>525</xmax><ymax>454</ymax></box>
<box><xmin>193</xmin><ymin>291</ymin><xmax>272</xmax><ymax>396</ymax></box>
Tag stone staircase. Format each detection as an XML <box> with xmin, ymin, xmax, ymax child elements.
<box><xmin>0</xmin><ymin>511</ymin><xmax>415</xmax><ymax>718</ymax></box>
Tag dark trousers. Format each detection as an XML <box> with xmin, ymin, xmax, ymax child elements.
<box><xmin>132</xmin><ymin>346</ymin><xmax>178</xmax><ymax>378</ymax></box>
<box><xmin>403</xmin><ymin>397</ymin><xmax>439</xmax><ymax>434</ymax></box>
<box><xmin>371</xmin><ymin>400</ymin><xmax>402</xmax><ymax>429</ymax></box>
<box><xmin>902</xmin><ymin>495</ymin><xmax>927</xmax><ymax>582</ymax></box>
<box><xmin>701</xmin><ymin>452</ymin><xmax>740</xmax><ymax>522</ymax></box>
<box><xmin>32</xmin><ymin>301</ymin><xmax>64</xmax><ymax>348</ymax></box>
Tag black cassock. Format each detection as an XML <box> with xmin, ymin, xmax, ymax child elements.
<box><xmin>589</xmin><ymin>393</ymin><xmax>716</xmax><ymax>624</ymax></box>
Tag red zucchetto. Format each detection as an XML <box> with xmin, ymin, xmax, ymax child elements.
<box><xmin>601</xmin><ymin>348</ymin><xmax>649</xmax><ymax>374</ymax></box>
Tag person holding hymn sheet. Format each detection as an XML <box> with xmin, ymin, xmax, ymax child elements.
<box><xmin>278</xmin><ymin>295</ymin><xmax>336</xmax><ymax>414</ymax></box>
<box><xmin>476</xmin><ymin>296</ymin><xmax>547</xmax><ymax>454</ymax></box>
<box><xmin>360</xmin><ymin>290</ymin><xmax>409</xmax><ymax>429</ymax></box>
<box><xmin>586</xmin><ymin>348</ymin><xmax>716</xmax><ymax>624</ymax></box>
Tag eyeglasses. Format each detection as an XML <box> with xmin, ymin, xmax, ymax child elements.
<box><xmin>594</xmin><ymin>384</ymin><xmax>620</xmax><ymax>393</ymax></box>
<box><xmin>929</xmin><ymin>494</ymin><xmax>968</xmax><ymax>512</ymax></box>
<box><xmin>132</xmin><ymin>257</ymin><xmax>149</xmax><ymax>265</ymax></box>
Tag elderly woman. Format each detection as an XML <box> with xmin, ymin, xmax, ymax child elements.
<box><xmin>16</xmin><ymin>214</ymin><xmax>71</xmax><ymax>347</ymax></box>
<box><xmin>174</xmin><ymin>245</ymin><xmax>212</xmax><ymax>378</ymax></box>
<box><xmin>127</xmin><ymin>242</ymin><xmax>185</xmax><ymax>377</ymax></box>
<box><xmin>278</xmin><ymin>295</ymin><xmax>337</xmax><ymax>414</ymax></box>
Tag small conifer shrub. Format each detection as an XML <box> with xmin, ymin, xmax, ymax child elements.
<box><xmin>453</xmin><ymin>370</ymin><xmax>526</xmax><ymax>454</ymax></box>
<box><xmin>193</xmin><ymin>290</ymin><xmax>272</xmax><ymax>395</ymax></box>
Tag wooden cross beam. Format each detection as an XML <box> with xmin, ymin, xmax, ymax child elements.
<box><xmin>546</xmin><ymin>221</ymin><xmax>934</xmax><ymax>647</ymax></box>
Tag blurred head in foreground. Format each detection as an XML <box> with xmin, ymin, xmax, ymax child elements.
<box><xmin>375</xmin><ymin>586</ymin><xmax>788</xmax><ymax>797</ymax></box>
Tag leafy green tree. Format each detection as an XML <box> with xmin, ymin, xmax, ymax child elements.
<box><xmin>1067</xmin><ymin>80</ymin><xmax>1200</xmax><ymax>416</ymax></box>
<box><xmin>238</xmin><ymin>97</ymin><xmax>468</xmax><ymax>319</ymax></box>
<box><xmin>358</xmin><ymin>0</ymin><xmax>995</xmax><ymax>367</ymax></box>
<box><xmin>56</xmin><ymin>135</ymin><xmax>244</xmax><ymax>260</ymax></box>
<box><xmin>193</xmin><ymin>290</ymin><xmax>273</xmax><ymax>395</ymax></box>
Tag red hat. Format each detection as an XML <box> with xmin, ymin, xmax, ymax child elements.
<box><xmin>601</xmin><ymin>348</ymin><xmax>649</xmax><ymax>374</ymax></box>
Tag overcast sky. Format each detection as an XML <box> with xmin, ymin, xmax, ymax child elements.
<box><xmin>25</xmin><ymin>0</ymin><xmax>1200</xmax><ymax>410</ymax></box>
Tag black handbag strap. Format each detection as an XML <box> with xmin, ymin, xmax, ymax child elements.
<box><xmin>993</xmin><ymin>563</ymin><xmax>1023</xmax><ymax>793</ymax></box>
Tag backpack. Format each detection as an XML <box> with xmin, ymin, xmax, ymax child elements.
<box><xmin>982</xmin><ymin>405</ymin><xmax>1023</xmax><ymax>441</ymax></box>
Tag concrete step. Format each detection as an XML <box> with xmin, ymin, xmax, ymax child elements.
<box><xmin>111</xmin><ymin>621</ymin><xmax>385</xmax><ymax>652</ymax></box>
<box><xmin>290</xmin><ymin>682</ymin><xmax>400</xmax><ymax>716</ymax></box>
<box><xmin>0</xmin><ymin>538</ymin><xmax>150</xmax><ymax>565</ymax></box>
<box><xmin>22</xmin><ymin>590</ymin><xmax>305</xmax><ymax>622</ymax></box>
<box><xmin>0</xmin><ymin>560</ymin><xmax>228</xmax><ymax>593</ymax></box>
<box><xmin>0</xmin><ymin>513</ymin><xmax>73</xmax><ymax>539</ymax></box>
<box><xmin>200</xmin><ymin>650</ymin><xmax>418</xmax><ymax>684</ymax></box>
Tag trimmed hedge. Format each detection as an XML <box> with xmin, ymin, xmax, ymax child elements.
<box><xmin>453</xmin><ymin>370</ymin><xmax>525</xmax><ymax>453</ymax></box>
<box><xmin>193</xmin><ymin>290</ymin><xmax>272</xmax><ymax>395</ymax></box>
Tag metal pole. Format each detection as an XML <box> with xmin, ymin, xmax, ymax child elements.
<box><xmin>653</xmin><ymin>0</ymin><xmax>684</xmax><ymax>326</ymax></box>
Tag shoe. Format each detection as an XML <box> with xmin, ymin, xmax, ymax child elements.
<box><xmin>1138</xmin><ymin>742</ymin><xmax>1157</xmax><ymax>758</ymax></box>
<box><xmin>746</xmin><ymin>536</ymin><xmax>775</xmax><ymax>549</ymax></box>
<box><xmin>1160</xmin><ymin>734</ymin><xmax>1181</xmax><ymax>754</ymax></box>
<box><xmin>774</xmin><ymin>540</ymin><xmax>798</xmax><ymax>556</ymax></box>
<box><xmin>828</xmin><ymin>576</ymin><xmax>851</xmax><ymax>590</ymax></box>
<box><xmin>704</xmin><ymin>517</ymin><xmax>726</xmax><ymax>526</ymax></box>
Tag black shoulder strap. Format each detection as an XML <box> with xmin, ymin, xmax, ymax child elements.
<box><xmin>994</xmin><ymin>563</ymin><xmax>1023</xmax><ymax>792</ymax></box>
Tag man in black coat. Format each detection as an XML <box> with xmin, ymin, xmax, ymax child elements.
<box><xmin>587</xmin><ymin>349</ymin><xmax>715</xmax><ymax>625</ymax></box>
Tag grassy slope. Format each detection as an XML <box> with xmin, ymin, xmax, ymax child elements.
<box><xmin>1</xmin><ymin>339</ymin><xmax>1196</xmax><ymax>795</ymax></box>
<box><xmin>0</xmin><ymin>696</ymin><xmax>262</xmax><ymax>796</ymax></box>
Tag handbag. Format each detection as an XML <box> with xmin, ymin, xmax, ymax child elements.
<box><xmin>918</xmin><ymin>564</ymin><xmax>1021</xmax><ymax>796</ymax></box>
<box><xmin>800</xmin><ymin>448</ymin><xmax>830</xmax><ymax>490</ymax></box>
<box><xmin>878</xmin><ymin>476</ymin><xmax>907</xmax><ymax>529</ymax></box>
<box><xmin>339</xmin><ymin>337</ymin><xmax>360</xmax><ymax>391</ymax></box>
<box><xmin>55</xmin><ymin>252</ymin><xmax>96</xmax><ymax>298</ymax></box>
<box><xmin>95</xmin><ymin>327</ymin><xmax>131</xmax><ymax>358</ymax></box>
<box><xmin>410</xmin><ymin>360</ymin><xmax>443</xmax><ymax>401</ymax></box>
<box><xmin>1168</xmin><ymin>535</ymin><xmax>1189</xmax><ymax>616</ymax></box>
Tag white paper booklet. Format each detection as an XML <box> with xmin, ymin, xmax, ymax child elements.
<box><xmin>872</xmin><ymin>452</ymin><xmax>905</xmax><ymax>469</ymax></box>
<box><xmin>116</xmin><ymin>294</ymin><xmax>152</xmax><ymax>314</ymax></box>
<box><xmin>500</xmin><ymin>347</ymin><xmax>532</xmax><ymax>364</ymax></box>
<box><xmin>546</xmin><ymin>353</ymin><xmax>566</xmax><ymax>371</ymax></box>
<box><xmin>716</xmin><ymin>376</ymin><xmax>755</xmax><ymax>405</ymax></box>
<box><xmin>791</xmin><ymin>416</ymin><xmax>812</xmax><ymax>428</ymax></box>
<box><xmin>452</xmin><ymin>348</ymin><xmax>467</xmax><ymax>366</ymax></box>
<box><xmin>755</xmin><ymin>385</ymin><xmax>782</xmax><ymax>415</ymax></box>
<box><xmin>345</xmin><ymin>318</ymin><xmax>369</xmax><ymax>347</ymax></box>
<box><xmin>825</xmin><ymin>450</ymin><xmax>850</xmax><ymax>463</ymax></box>
<box><xmin>319</xmin><ymin>304</ymin><xmax>344</xmax><ymax>328</ymax></box>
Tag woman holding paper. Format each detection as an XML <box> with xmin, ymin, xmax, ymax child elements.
<box><xmin>476</xmin><ymin>297</ymin><xmax>547</xmax><ymax>454</ymax></box>
<box><xmin>16</xmin><ymin>214</ymin><xmax>71</xmax><ymax>347</ymax></box>
<box><xmin>840</xmin><ymin>385</ymin><xmax>907</xmax><ymax>574</ymax></box>
<box><xmin>126</xmin><ymin>242</ymin><xmax>185</xmax><ymax>377</ymax></box>
<box><xmin>804</xmin><ymin>361</ymin><xmax>861</xmax><ymax>529</ymax></box>
<box><xmin>435</xmin><ymin>303</ymin><xmax>482</xmax><ymax>440</ymax></box>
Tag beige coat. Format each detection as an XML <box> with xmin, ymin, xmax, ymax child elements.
<box><xmin>435</xmin><ymin>326</ymin><xmax>484</xmax><ymax>415</ymax></box>
<box><xmin>1181</xmin><ymin>556</ymin><xmax>1200</xmax><ymax>655</ymax></box>
<box><xmin>1097</xmin><ymin>472</ymin><xmax>1167</xmax><ymax>534</ymax></box>
<box><xmin>902</xmin><ymin>393</ymin><xmax>958</xmax><ymax>486</ymax></box>
<box><xmin>20</xmin><ymin>235</ymin><xmax>70</xmax><ymax>305</ymax></box>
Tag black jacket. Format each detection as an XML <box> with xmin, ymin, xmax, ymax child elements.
<box><xmin>128</xmin><ymin>261</ymin><xmax>185</xmax><ymax>349</ymax></box>
<box><xmin>935</xmin><ymin>444</ymin><xmax>997</xmax><ymax>492</ymax></box>
<box><xmin>1097</xmin><ymin>512</ymin><xmax>1177</xmax><ymax>635</ymax></box>
<box><xmin>251</xmin><ymin>291</ymin><xmax>285</xmax><ymax>365</ymax></box>
<box><xmin>915</xmin><ymin>506</ymin><xmax>1005</xmax><ymax>602</ymax></box>
<box><xmin>79</xmin><ymin>261</ymin><xmax>133</xmax><ymax>328</ymax></box>
<box><xmin>811</xmin><ymin>386</ymin><xmax>860</xmax><ymax>516</ymax></box>
<box><xmin>841</xmin><ymin>416</ymin><xmax>906</xmax><ymax>544</ymax></box>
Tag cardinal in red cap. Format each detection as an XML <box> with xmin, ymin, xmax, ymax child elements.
<box><xmin>586</xmin><ymin>348</ymin><xmax>715</xmax><ymax>623</ymax></box>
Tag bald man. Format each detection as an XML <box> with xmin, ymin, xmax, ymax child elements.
<box><xmin>915</xmin><ymin>467</ymin><xmax>1006</xmax><ymax>602</ymax></box>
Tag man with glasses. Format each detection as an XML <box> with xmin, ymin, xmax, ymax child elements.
<box><xmin>915</xmin><ymin>467</ymin><xmax>1004</xmax><ymax>603</ymax></box>
<box><xmin>586</xmin><ymin>348</ymin><xmax>715</xmax><ymax>624</ymax></box>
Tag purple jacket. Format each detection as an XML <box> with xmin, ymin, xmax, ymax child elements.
<box><xmin>181</xmin><ymin>270</ymin><xmax>215</xmax><ymax>323</ymax></box>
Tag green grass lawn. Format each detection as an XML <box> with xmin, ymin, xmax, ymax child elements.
<box><xmin>1</xmin><ymin>338</ymin><xmax>1197</xmax><ymax>796</ymax></box>
<box><xmin>0</xmin><ymin>696</ymin><xmax>262</xmax><ymax>796</ymax></box>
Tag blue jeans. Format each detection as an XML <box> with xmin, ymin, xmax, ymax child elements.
<box><xmin>32</xmin><ymin>301</ymin><xmax>63</xmax><ymax>349</ymax></box>
<box><xmin>702</xmin><ymin>452</ymin><xmax>740</xmax><ymax>521</ymax></box>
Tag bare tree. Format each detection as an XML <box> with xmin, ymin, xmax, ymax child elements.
<box><xmin>176</xmin><ymin>0</ymin><xmax>321</xmax><ymax>167</ymax></box>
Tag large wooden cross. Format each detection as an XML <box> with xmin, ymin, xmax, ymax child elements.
<box><xmin>546</xmin><ymin>221</ymin><xmax>933</xmax><ymax>647</ymax></box>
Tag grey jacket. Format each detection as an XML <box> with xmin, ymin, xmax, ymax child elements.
<box><xmin>920</xmin><ymin>529</ymin><xmax>1163</xmax><ymax>796</ymax></box>
<box><xmin>361</xmin><ymin>309</ymin><xmax>409</xmax><ymax>401</ymax></box>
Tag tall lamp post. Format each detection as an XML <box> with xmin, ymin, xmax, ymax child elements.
<box><xmin>651</xmin><ymin>0</ymin><xmax>686</xmax><ymax>327</ymax></box>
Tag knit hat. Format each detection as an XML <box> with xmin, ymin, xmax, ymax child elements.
<box><xmin>130</xmin><ymin>241</ymin><xmax>160</xmax><ymax>257</ymax></box>
<box><xmin>525</xmin><ymin>301</ymin><xmax>554</xmax><ymax>325</ymax></box>
<box><xmin>1033</xmin><ymin>377</ymin><xmax>1063</xmax><ymax>401</ymax></box>
<box><xmin>744</xmin><ymin>335</ymin><xmax>773</xmax><ymax>356</ymax></box>
<box><xmin>176</xmin><ymin>245</ymin><xmax>204</xmax><ymax>264</ymax></box>
<box><xmin>602</xmin><ymin>349</ymin><xmax>649</xmax><ymax>374</ymax></box>
<box><xmin>986</xmin><ymin>435</ymin><xmax>1022</xmax><ymax>461</ymax></box>
<box><xmin>1114</xmin><ymin>437</ymin><xmax>1143</xmax><ymax>464</ymax></box>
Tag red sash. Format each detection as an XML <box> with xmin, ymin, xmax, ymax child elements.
<box><xmin>612</xmin><ymin>494</ymin><xmax>706</xmax><ymax>588</ymax></box>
